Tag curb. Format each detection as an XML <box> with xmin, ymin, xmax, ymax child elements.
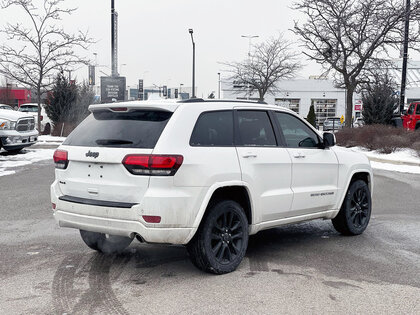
<box><xmin>367</xmin><ymin>157</ymin><xmax>420</xmax><ymax>167</ymax></box>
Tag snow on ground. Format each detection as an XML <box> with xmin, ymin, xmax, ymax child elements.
<box><xmin>0</xmin><ymin>136</ymin><xmax>62</xmax><ymax>177</ymax></box>
<box><xmin>348</xmin><ymin>147</ymin><xmax>420</xmax><ymax>164</ymax></box>
<box><xmin>369</xmin><ymin>161</ymin><xmax>420</xmax><ymax>174</ymax></box>
<box><xmin>0</xmin><ymin>148</ymin><xmax>55</xmax><ymax>177</ymax></box>
<box><xmin>344</xmin><ymin>146</ymin><xmax>420</xmax><ymax>174</ymax></box>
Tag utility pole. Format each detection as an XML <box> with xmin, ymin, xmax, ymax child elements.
<box><xmin>189</xmin><ymin>29</ymin><xmax>196</xmax><ymax>98</ymax></box>
<box><xmin>218</xmin><ymin>72</ymin><xmax>221</xmax><ymax>99</ymax></box>
<box><xmin>111</xmin><ymin>0</ymin><xmax>118</xmax><ymax>77</ymax></box>
<box><xmin>241</xmin><ymin>35</ymin><xmax>259</xmax><ymax>58</ymax></box>
<box><xmin>400</xmin><ymin>0</ymin><xmax>410</xmax><ymax>114</ymax></box>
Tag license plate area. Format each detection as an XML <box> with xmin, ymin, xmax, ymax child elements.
<box><xmin>86</xmin><ymin>163</ymin><xmax>107</xmax><ymax>179</ymax></box>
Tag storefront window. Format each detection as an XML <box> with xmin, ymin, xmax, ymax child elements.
<box><xmin>312</xmin><ymin>99</ymin><xmax>337</xmax><ymax>125</ymax></box>
<box><xmin>275</xmin><ymin>98</ymin><xmax>300</xmax><ymax>114</ymax></box>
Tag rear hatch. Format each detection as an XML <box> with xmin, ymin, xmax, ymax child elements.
<box><xmin>56</xmin><ymin>108</ymin><xmax>173</xmax><ymax>204</ymax></box>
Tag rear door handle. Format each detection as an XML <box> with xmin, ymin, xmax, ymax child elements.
<box><xmin>293</xmin><ymin>153</ymin><xmax>306</xmax><ymax>159</ymax></box>
<box><xmin>243</xmin><ymin>153</ymin><xmax>257</xmax><ymax>158</ymax></box>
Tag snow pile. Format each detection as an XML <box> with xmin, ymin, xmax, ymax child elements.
<box><xmin>0</xmin><ymin>148</ymin><xmax>55</xmax><ymax>177</ymax></box>
<box><xmin>37</xmin><ymin>135</ymin><xmax>66</xmax><ymax>145</ymax></box>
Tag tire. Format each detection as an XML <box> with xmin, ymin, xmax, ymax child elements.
<box><xmin>4</xmin><ymin>148</ymin><xmax>23</xmax><ymax>154</ymax></box>
<box><xmin>332</xmin><ymin>180</ymin><xmax>372</xmax><ymax>235</ymax></box>
<box><xmin>187</xmin><ymin>200</ymin><xmax>249</xmax><ymax>274</ymax></box>
<box><xmin>79</xmin><ymin>230</ymin><xmax>133</xmax><ymax>254</ymax></box>
<box><xmin>43</xmin><ymin>123</ymin><xmax>51</xmax><ymax>135</ymax></box>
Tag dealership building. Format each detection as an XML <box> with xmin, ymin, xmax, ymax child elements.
<box><xmin>221</xmin><ymin>59</ymin><xmax>420</xmax><ymax>125</ymax></box>
<box><xmin>0</xmin><ymin>86</ymin><xmax>31</xmax><ymax>108</ymax></box>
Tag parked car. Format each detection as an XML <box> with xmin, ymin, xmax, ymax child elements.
<box><xmin>0</xmin><ymin>108</ymin><xmax>38</xmax><ymax>152</ymax></box>
<box><xmin>402</xmin><ymin>102</ymin><xmax>420</xmax><ymax>130</ymax></box>
<box><xmin>323</xmin><ymin>117</ymin><xmax>344</xmax><ymax>131</ymax></box>
<box><xmin>354</xmin><ymin>117</ymin><xmax>365</xmax><ymax>128</ymax></box>
<box><xmin>19</xmin><ymin>103</ymin><xmax>52</xmax><ymax>134</ymax></box>
<box><xmin>51</xmin><ymin>99</ymin><xmax>373</xmax><ymax>274</ymax></box>
<box><xmin>0</xmin><ymin>104</ymin><xmax>14</xmax><ymax>110</ymax></box>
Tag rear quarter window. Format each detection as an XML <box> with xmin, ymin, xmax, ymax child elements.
<box><xmin>190</xmin><ymin>111</ymin><xmax>234</xmax><ymax>146</ymax></box>
<box><xmin>63</xmin><ymin>110</ymin><xmax>172</xmax><ymax>149</ymax></box>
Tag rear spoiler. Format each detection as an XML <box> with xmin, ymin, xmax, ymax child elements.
<box><xmin>89</xmin><ymin>101</ymin><xmax>179</xmax><ymax>113</ymax></box>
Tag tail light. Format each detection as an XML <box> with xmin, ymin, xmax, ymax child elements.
<box><xmin>122</xmin><ymin>154</ymin><xmax>183</xmax><ymax>176</ymax></box>
<box><xmin>142</xmin><ymin>215</ymin><xmax>161</xmax><ymax>223</ymax></box>
<box><xmin>53</xmin><ymin>150</ymin><xmax>68</xmax><ymax>169</ymax></box>
<box><xmin>40</xmin><ymin>115</ymin><xmax>43</xmax><ymax>121</ymax></box>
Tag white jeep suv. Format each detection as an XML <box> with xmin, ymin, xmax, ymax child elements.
<box><xmin>51</xmin><ymin>99</ymin><xmax>373</xmax><ymax>274</ymax></box>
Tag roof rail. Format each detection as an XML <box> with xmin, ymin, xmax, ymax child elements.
<box><xmin>178</xmin><ymin>99</ymin><xmax>267</xmax><ymax>105</ymax></box>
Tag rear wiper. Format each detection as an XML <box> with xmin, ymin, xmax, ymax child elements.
<box><xmin>96</xmin><ymin>139</ymin><xmax>133</xmax><ymax>145</ymax></box>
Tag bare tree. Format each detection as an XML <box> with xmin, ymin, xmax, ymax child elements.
<box><xmin>293</xmin><ymin>0</ymin><xmax>420</xmax><ymax>127</ymax></box>
<box><xmin>0</xmin><ymin>0</ymin><xmax>93</xmax><ymax>131</ymax></box>
<box><xmin>223</xmin><ymin>35</ymin><xmax>301</xmax><ymax>102</ymax></box>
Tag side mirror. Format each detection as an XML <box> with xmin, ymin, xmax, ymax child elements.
<box><xmin>323</xmin><ymin>132</ymin><xmax>336</xmax><ymax>148</ymax></box>
<box><xmin>402</xmin><ymin>110</ymin><xmax>407</xmax><ymax>115</ymax></box>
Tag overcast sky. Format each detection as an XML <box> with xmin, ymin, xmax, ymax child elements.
<box><xmin>0</xmin><ymin>0</ymin><xmax>321</xmax><ymax>96</ymax></box>
<box><xmin>0</xmin><ymin>0</ymin><xmax>412</xmax><ymax>97</ymax></box>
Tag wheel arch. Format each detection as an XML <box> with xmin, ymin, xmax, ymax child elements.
<box><xmin>206</xmin><ymin>186</ymin><xmax>252</xmax><ymax>225</ymax></box>
<box><xmin>185</xmin><ymin>182</ymin><xmax>254</xmax><ymax>244</ymax></box>
<box><xmin>337</xmin><ymin>169</ymin><xmax>372</xmax><ymax>211</ymax></box>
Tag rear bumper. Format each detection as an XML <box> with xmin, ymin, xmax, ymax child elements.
<box><xmin>53</xmin><ymin>210</ymin><xmax>193</xmax><ymax>244</ymax></box>
<box><xmin>51</xmin><ymin>179</ymin><xmax>204</xmax><ymax>245</ymax></box>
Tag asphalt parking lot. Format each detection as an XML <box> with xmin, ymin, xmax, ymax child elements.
<box><xmin>0</xmin><ymin>159</ymin><xmax>419</xmax><ymax>314</ymax></box>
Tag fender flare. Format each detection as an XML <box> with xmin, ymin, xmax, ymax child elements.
<box><xmin>336</xmin><ymin>168</ymin><xmax>373</xmax><ymax>213</ymax></box>
<box><xmin>183</xmin><ymin>180</ymin><xmax>253</xmax><ymax>244</ymax></box>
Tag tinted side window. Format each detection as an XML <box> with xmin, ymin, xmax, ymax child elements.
<box><xmin>63</xmin><ymin>110</ymin><xmax>172</xmax><ymax>149</ymax></box>
<box><xmin>407</xmin><ymin>104</ymin><xmax>414</xmax><ymax>115</ymax></box>
<box><xmin>275</xmin><ymin>112</ymin><xmax>320</xmax><ymax>148</ymax></box>
<box><xmin>190</xmin><ymin>111</ymin><xmax>234</xmax><ymax>146</ymax></box>
<box><xmin>416</xmin><ymin>104</ymin><xmax>420</xmax><ymax>114</ymax></box>
<box><xmin>237</xmin><ymin>111</ymin><xmax>276</xmax><ymax>146</ymax></box>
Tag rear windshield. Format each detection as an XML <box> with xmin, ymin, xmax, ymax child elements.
<box><xmin>19</xmin><ymin>105</ymin><xmax>38</xmax><ymax>112</ymax></box>
<box><xmin>63</xmin><ymin>110</ymin><xmax>172</xmax><ymax>148</ymax></box>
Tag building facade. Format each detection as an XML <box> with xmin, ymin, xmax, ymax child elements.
<box><xmin>0</xmin><ymin>86</ymin><xmax>31</xmax><ymax>108</ymax></box>
<box><xmin>222</xmin><ymin>60</ymin><xmax>420</xmax><ymax>125</ymax></box>
<box><xmin>222</xmin><ymin>78</ymin><xmax>362</xmax><ymax>125</ymax></box>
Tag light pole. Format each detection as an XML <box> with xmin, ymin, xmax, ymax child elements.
<box><xmin>119</xmin><ymin>63</ymin><xmax>127</xmax><ymax>75</ymax></box>
<box><xmin>189</xmin><ymin>29</ymin><xmax>196</xmax><ymax>98</ymax></box>
<box><xmin>241</xmin><ymin>35</ymin><xmax>259</xmax><ymax>100</ymax></box>
<box><xmin>218</xmin><ymin>72</ymin><xmax>221</xmax><ymax>99</ymax></box>
<box><xmin>153</xmin><ymin>84</ymin><xmax>162</xmax><ymax>97</ymax></box>
<box><xmin>400</xmin><ymin>0</ymin><xmax>410</xmax><ymax>114</ymax></box>
<box><xmin>241</xmin><ymin>35</ymin><xmax>259</xmax><ymax>58</ymax></box>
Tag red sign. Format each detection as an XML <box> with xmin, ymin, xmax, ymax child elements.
<box><xmin>355</xmin><ymin>105</ymin><xmax>362</xmax><ymax>111</ymax></box>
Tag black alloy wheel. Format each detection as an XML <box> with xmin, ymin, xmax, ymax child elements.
<box><xmin>210</xmin><ymin>208</ymin><xmax>245</xmax><ymax>265</ymax></box>
<box><xmin>332</xmin><ymin>180</ymin><xmax>372</xmax><ymax>235</ymax></box>
<box><xmin>187</xmin><ymin>200</ymin><xmax>249</xmax><ymax>274</ymax></box>
<box><xmin>349</xmin><ymin>186</ymin><xmax>370</xmax><ymax>229</ymax></box>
